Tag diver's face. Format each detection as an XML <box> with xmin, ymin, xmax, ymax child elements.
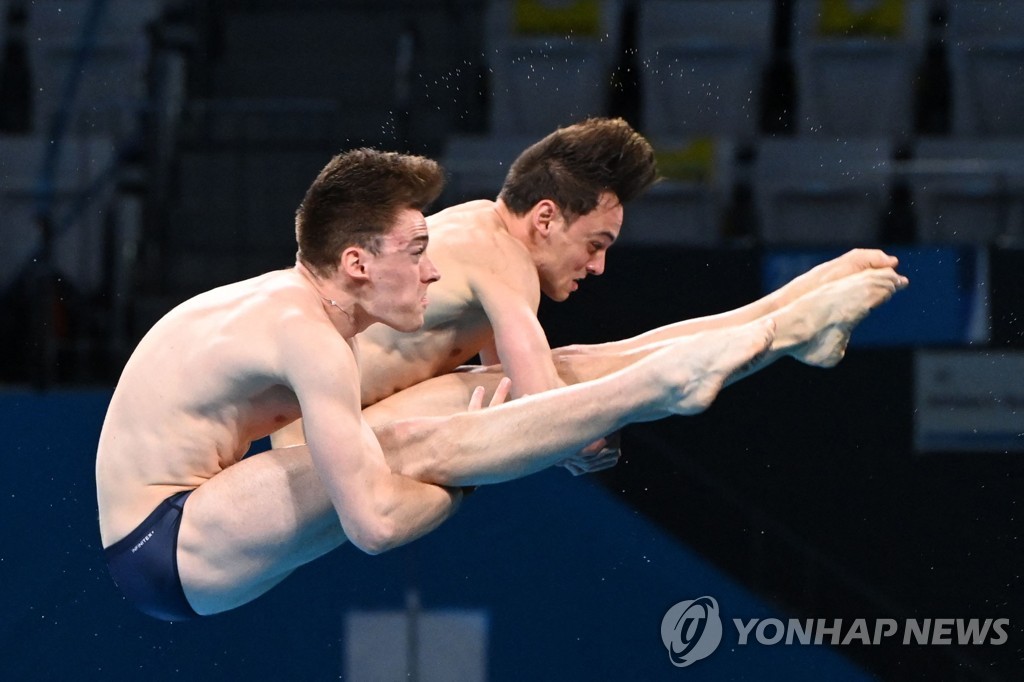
<box><xmin>538</xmin><ymin>192</ymin><xmax>622</xmax><ymax>301</ymax></box>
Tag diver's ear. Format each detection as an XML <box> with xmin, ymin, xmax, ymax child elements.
<box><xmin>339</xmin><ymin>245</ymin><xmax>371</xmax><ymax>282</ymax></box>
<box><xmin>531</xmin><ymin>199</ymin><xmax>561</xmax><ymax>238</ymax></box>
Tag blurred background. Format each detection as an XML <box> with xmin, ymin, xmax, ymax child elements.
<box><xmin>1</xmin><ymin>0</ymin><xmax>1022</xmax><ymax>679</ymax></box>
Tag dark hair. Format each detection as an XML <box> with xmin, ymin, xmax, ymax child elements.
<box><xmin>296</xmin><ymin>148</ymin><xmax>444</xmax><ymax>276</ymax></box>
<box><xmin>498</xmin><ymin>117</ymin><xmax>658</xmax><ymax>221</ymax></box>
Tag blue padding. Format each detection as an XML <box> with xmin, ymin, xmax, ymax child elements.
<box><xmin>763</xmin><ymin>246</ymin><xmax>988</xmax><ymax>346</ymax></box>
<box><xmin>2</xmin><ymin>390</ymin><xmax>871</xmax><ymax>680</ymax></box>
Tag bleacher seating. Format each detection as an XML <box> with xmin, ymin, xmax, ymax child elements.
<box><xmin>484</xmin><ymin>0</ymin><xmax>623</xmax><ymax>135</ymax></box>
<box><xmin>754</xmin><ymin>136</ymin><xmax>892</xmax><ymax>244</ymax></box>
<box><xmin>438</xmin><ymin>133</ymin><xmax>539</xmax><ymax>203</ymax></box>
<box><xmin>792</xmin><ymin>0</ymin><xmax>929</xmax><ymax>137</ymax></box>
<box><xmin>637</xmin><ymin>0</ymin><xmax>774</xmax><ymax>139</ymax></box>
<box><xmin>0</xmin><ymin>134</ymin><xmax>116</xmax><ymax>294</ymax></box>
<box><xmin>0</xmin><ymin>0</ymin><xmax>9</xmax><ymax>46</ymax></box>
<box><xmin>908</xmin><ymin>137</ymin><xmax>1024</xmax><ymax>244</ymax></box>
<box><xmin>947</xmin><ymin>0</ymin><xmax>1024</xmax><ymax>136</ymax></box>
<box><xmin>6</xmin><ymin>0</ymin><xmax>1024</xmax><ymax>384</ymax></box>
<box><xmin>618</xmin><ymin>135</ymin><xmax>735</xmax><ymax>246</ymax></box>
<box><xmin>26</xmin><ymin>0</ymin><xmax>161</xmax><ymax>135</ymax></box>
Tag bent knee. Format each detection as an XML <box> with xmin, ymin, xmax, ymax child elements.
<box><xmin>179</xmin><ymin>555</ymin><xmax>293</xmax><ymax>616</ymax></box>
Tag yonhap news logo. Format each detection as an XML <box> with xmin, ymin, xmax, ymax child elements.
<box><xmin>661</xmin><ymin>595</ymin><xmax>1009</xmax><ymax>669</ymax></box>
<box><xmin>660</xmin><ymin>596</ymin><xmax>724</xmax><ymax>667</ymax></box>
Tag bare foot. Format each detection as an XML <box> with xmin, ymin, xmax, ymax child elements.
<box><xmin>654</xmin><ymin>318</ymin><xmax>776</xmax><ymax>416</ymax></box>
<box><xmin>794</xmin><ymin>267</ymin><xmax>909</xmax><ymax>367</ymax></box>
<box><xmin>781</xmin><ymin>249</ymin><xmax>899</xmax><ymax>305</ymax></box>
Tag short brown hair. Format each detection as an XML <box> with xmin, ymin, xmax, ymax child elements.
<box><xmin>498</xmin><ymin>118</ymin><xmax>658</xmax><ymax>221</ymax></box>
<box><xmin>296</xmin><ymin>148</ymin><xmax>444</xmax><ymax>276</ymax></box>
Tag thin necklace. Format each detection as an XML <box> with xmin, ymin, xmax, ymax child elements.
<box><xmin>319</xmin><ymin>295</ymin><xmax>353</xmax><ymax>321</ymax></box>
<box><xmin>297</xmin><ymin>263</ymin><xmax>354</xmax><ymax>321</ymax></box>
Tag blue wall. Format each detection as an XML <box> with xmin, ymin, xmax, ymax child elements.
<box><xmin>0</xmin><ymin>390</ymin><xmax>870</xmax><ymax>680</ymax></box>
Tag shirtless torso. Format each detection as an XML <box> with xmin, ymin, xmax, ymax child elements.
<box><xmin>97</xmin><ymin>201</ymin><xmax>453</xmax><ymax>555</ymax></box>
<box><xmin>357</xmin><ymin>196</ymin><xmax>620</xmax><ymax>406</ymax></box>
<box><xmin>94</xmin><ymin>147</ymin><xmax>797</xmax><ymax>620</ymax></box>
<box><xmin>96</xmin><ymin>270</ymin><xmax>323</xmax><ymax>545</ymax></box>
<box><xmin>357</xmin><ymin>200</ymin><xmax>530</xmax><ymax>404</ymax></box>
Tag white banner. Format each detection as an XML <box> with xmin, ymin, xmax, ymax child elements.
<box><xmin>914</xmin><ymin>351</ymin><xmax>1024</xmax><ymax>453</ymax></box>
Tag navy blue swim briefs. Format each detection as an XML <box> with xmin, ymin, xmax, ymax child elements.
<box><xmin>104</xmin><ymin>490</ymin><xmax>198</xmax><ymax>622</ymax></box>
